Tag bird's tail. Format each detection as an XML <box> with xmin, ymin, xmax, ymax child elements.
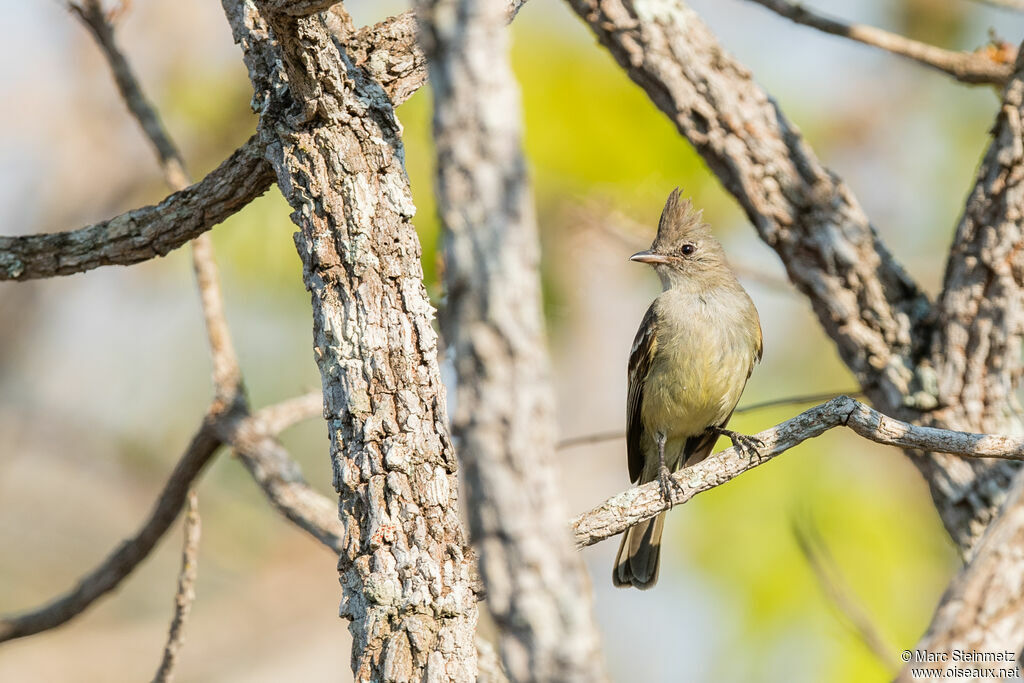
<box><xmin>612</xmin><ymin>512</ymin><xmax>666</xmax><ymax>590</ymax></box>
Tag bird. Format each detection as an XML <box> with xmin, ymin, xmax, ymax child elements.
<box><xmin>613</xmin><ymin>188</ymin><xmax>763</xmax><ymax>590</ymax></box>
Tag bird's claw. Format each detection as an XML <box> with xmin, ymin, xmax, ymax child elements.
<box><xmin>730</xmin><ymin>432</ymin><xmax>763</xmax><ymax>459</ymax></box>
<box><xmin>657</xmin><ymin>466</ymin><xmax>686</xmax><ymax>507</ymax></box>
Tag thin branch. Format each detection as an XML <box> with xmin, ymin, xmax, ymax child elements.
<box><xmin>736</xmin><ymin>390</ymin><xmax>864</xmax><ymax>414</ymax></box>
<box><xmin>555</xmin><ymin>390</ymin><xmax>861</xmax><ymax>450</ymax></box>
<box><xmin>792</xmin><ymin>517</ymin><xmax>898</xmax><ymax>673</ymax></box>
<box><xmin>0</xmin><ymin>418</ymin><xmax>222</xmax><ymax>643</ymax></box>
<box><xmin>572</xmin><ymin>396</ymin><xmax>1024</xmax><ymax>548</ymax></box>
<box><xmin>68</xmin><ymin>0</ymin><xmax>189</xmax><ymax>189</ymax></box>
<box><xmin>69</xmin><ymin>0</ymin><xmax>245</xmax><ymax>402</ymax></box>
<box><xmin>746</xmin><ymin>0</ymin><xmax>1014</xmax><ymax>86</ymax></box>
<box><xmin>0</xmin><ymin>4</ymin><xmax>333</xmax><ymax>647</ymax></box>
<box><xmin>251</xmin><ymin>390</ymin><xmax>322</xmax><ymax>435</ymax></box>
<box><xmin>0</xmin><ymin>138</ymin><xmax>273</xmax><ymax>281</ymax></box>
<box><xmin>0</xmin><ymin>387</ymin><xmax>326</xmax><ymax>645</ymax></box>
<box><xmin>191</xmin><ymin>235</ymin><xmax>242</xmax><ymax>401</ymax></box>
<box><xmin>152</xmin><ymin>490</ymin><xmax>201</xmax><ymax>683</ymax></box>
<box><xmin>73</xmin><ymin>0</ymin><xmax>334</xmax><ymax>563</ymax></box>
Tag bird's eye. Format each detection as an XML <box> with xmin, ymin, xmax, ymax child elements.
<box><xmin>681</xmin><ymin>244</ymin><xmax>696</xmax><ymax>256</ymax></box>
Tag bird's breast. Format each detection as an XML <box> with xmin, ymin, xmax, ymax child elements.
<box><xmin>641</xmin><ymin>292</ymin><xmax>757</xmax><ymax>441</ymax></box>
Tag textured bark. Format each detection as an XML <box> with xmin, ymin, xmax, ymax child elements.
<box><xmin>905</xmin><ymin>51</ymin><xmax>1024</xmax><ymax>669</ymax></box>
<box><xmin>921</xmin><ymin>52</ymin><xmax>1024</xmax><ymax>546</ymax></box>
<box><xmin>344</xmin><ymin>11</ymin><xmax>427</xmax><ymax>107</ymax></box>
<box><xmin>0</xmin><ymin>138</ymin><xmax>272</xmax><ymax>281</ymax></box>
<box><xmin>563</xmin><ymin>0</ymin><xmax>1010</xmax><ymax>552</ymax></box>
<box><xmin>221</xmin><ymin>2</ymin><xmax>478</xmax><ymax>679</ymax></box>
<box><xmin>344</xmin><ymin>2</ymin><xmax>529</xmax><ymax>111</ymax></box>
<box><xmin>418</xmin><ymin>0</ymin><xmax>607</xmax><ymax>681</ymax></box>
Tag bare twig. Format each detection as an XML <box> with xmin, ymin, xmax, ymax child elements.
<box><xmin>190</xmin><ymin>235</ymin><xmax>242</xmax><ymax>401</ymax></box>
<box><xmin>736</xmin><ymin>390</ymin><xmax>865</xmax><ymax>414</ymax></box>
<box><xmin>68</xmin><ymin>0</ymin><xmax>244</xmax><ymax>402</ymax></box>
<box><xmin>792</xmin><ymin>517</ymin><xmax>898</xmax><ymax>672</ymax></box>
<box><xmin>219</xmin><ymin>409</ymin><xmax>344</xmax><ymax>555</ymax></box>
<box><xmin>152</xmin><ymin>491</ymin><xmax>201</xmax><ymax>683</ymax></box>
<box><xmin>0</xmin><ymin>4</ymin><xmax>337</xmax><ymax>652</ymax></box>
<box><xmin>746</xmin><ymin>0</ymin><xmax>1014</xmax><ymax>86</ymax></box>
<box><xmin>0</xmin><ymin>418</ymin><xmax>222</xmax><ymax>643</ymax></box>
<box><xmin>68</xmin><ymin>0</ymin><xmax>189</xmax><ymax>189</ymax></box>
<box><xmin>572</xmin><ymin>396</ymin><xmax>1024</xmax><ymax>548</ymax></box>
<box><xmin>251</xmin><ymin>391</ymin><xmax>322</xmax><ymax>435</ymax></box>
<box><xmin>555</xmin><ymin>390</ymin><xmax>862</xmax><ymax>450</ymax></box>
<box><xmin>0</xmin><ymin>387</ymin><xmax>327</xmax><ymax>646</ymax></box>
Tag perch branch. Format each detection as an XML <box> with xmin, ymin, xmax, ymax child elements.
<box><xmin>572</xmin><ymin>396</ymin><xmax>1024</xmax><ymax>548</ymax></box>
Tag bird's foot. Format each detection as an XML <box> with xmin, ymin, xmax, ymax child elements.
<box><xmin>716</xmin><ymin>427</ymin><xmax>763</xmax><ymax>459</ymax></box>
<box><xmin>657</xmin><ymin>465</ymin><xmax>686</xmax><ymax>507</ymax></box>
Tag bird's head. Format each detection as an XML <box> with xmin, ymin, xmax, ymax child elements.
<box><xmin>630</xmin><ymin>188</ymin><xmax>727</xmax><ymax>290</ymax></box>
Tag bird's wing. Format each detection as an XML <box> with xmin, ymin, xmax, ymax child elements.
<box><xmin>627</xmin><ymin>304</ymin><xmax>658</xmax><ymax>484</ymax></box>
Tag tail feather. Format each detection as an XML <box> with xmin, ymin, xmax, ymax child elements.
<box><xmin>612</xmin><ymin>512</ymin><xmax>665</xmax><ymax>590</ymax></box>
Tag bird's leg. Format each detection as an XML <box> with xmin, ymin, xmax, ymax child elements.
<box><xmin>655</xmin><ymin>432</ymin><xmax>686</xmax><ymax>506</ymax></box>
<box><xmin>713</xmin><ymin>426</ymin><xmax>763</xmax><ymax>459</ymax></box>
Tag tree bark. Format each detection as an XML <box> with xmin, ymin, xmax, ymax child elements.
<box><xmin>221</xmin><ymin>2</ymin><xmax>478</xmax><ymax>679</ymax></box>
<box><xmin>418</xmin><ymin>0</ymin><xmax>607</xmax><ymax>680</ymax></box>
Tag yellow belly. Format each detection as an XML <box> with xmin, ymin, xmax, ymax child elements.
<box><xmin>640</xmin><ymin>326</ymin><xmax>749</xmax><ymax>442</ymax></box>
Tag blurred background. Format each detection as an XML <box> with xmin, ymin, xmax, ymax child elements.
<box><xmin>1</xmin><ymin>0</ymin><xmax>1021</xmax><ymax>681</ymax></box>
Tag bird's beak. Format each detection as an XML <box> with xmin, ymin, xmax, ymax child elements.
<box><xmin>629</xmin><ymin>250</ymin><xmax>670</xmax><ymax>265</ymax></box>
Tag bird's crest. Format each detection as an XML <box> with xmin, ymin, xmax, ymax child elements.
<box><xmin>656</xmin><ymin>188</ymin><xmax>708</xmax><ymax>241</ymax></box>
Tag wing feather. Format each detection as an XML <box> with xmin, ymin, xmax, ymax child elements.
<box><xmin>626</xmin><ymin>305</ymin><xmax>658</xmax><ymax>483</ymax></box>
